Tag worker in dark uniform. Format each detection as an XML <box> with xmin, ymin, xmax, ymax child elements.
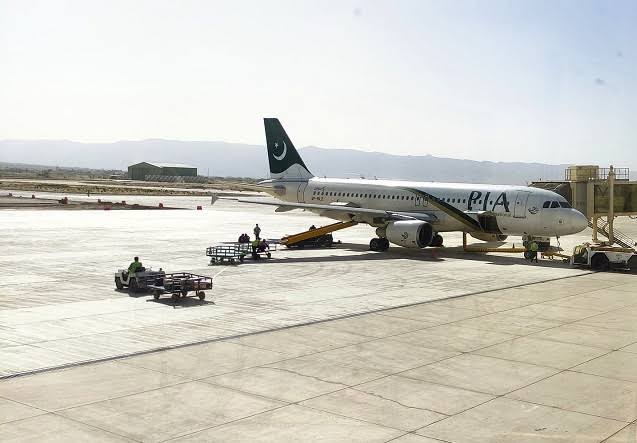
<box><xmin>128</xmin><ymin>256</ymin><xmax>142</xmax><ymax>273</ymax></box>
<box><xmin>254</xmin><ymin>224</ymin><xmax>261</xmax><ymax>240</ymax></box>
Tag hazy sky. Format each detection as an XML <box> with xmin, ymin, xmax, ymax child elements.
<box><xmin>1</xmin><ymin>0</ymin><xmax>636</xmax><ymax>167</ymax></box>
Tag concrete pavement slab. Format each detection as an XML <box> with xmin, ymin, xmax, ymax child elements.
<box><xmin>418</xmin><ymin>397</ymin><xmax>626</xmax><ymax>443</ymax></box>
<box><xmin>314</xmin><ymin>338</ymin><xmax>458</xmax><ymax>373</ymax></box>
<box><xmin>451</xmin><ymin>312</ymin><xmax>564</xmax><ymax>336</ymax></box>
<box><xmin>0</xmin><ymin>398</ymin><xmax>44</xmax><ymax>425</ymax></box>
<box><xmin>620</xmin><ymin>343</ymin><xmax>637</xmax><ymax>354</ymax></box>
<box><xmin>529</xmin><ymin>323</ymin><xmax>637</xmax><ymax>350</ymax></box>
<box><xmin>311</xmin><ymin>313</ymin><xmax>431</xmax><ymax>339</ymax></box>
<box><xmin>379</xmin><ymin>305</ymin><xmax>482</xmax><ymax>326</ymax></box>
<box><xmin>544</xmin><ymin>291</ymin><xmax>637</xmax><ymax>311</ymax></box>
<box><xmin>508</xmin><ymin>371</ymin><xmax>637</xmax><ymax>422</ymax></box>
<box><xmin>229</xmin><ymin>324</ymin><xmax>373</xmax><ymax>358</ymax></box>
<box><xmin>499</xmin><ymin>303</ymin><xmax>605</xmax><ymax>322</ymax></box>
<box><xmin>390</xmin><ymin>324</ymin><xmax>517</xmax><ymax>353</ymax></box>
<box><xmin>120</xmin><ymin>341</ymin><xmax>285</xmax><ymax>379</ymax></box>
<box><xmin>60</xmin><ymin>381</ymin><xmax>284</xmax><ymax>442</ymax></box>
<box><xmin>203</xmin><ymin>366</ymin><xmax>347</xmax><ymax>403</ymax></box>
<box><xmin>401</xmin><ymin>354</ymin><xmax>558</xmax><ymax>395</ymax></box>
<box><xmin>356</xmin><ymin>375</ymin><xmax>494</xmax><ymax>416</ymax></box>
<box><xmin>0</xmin><ymin>413</ymin><xmax>134</xmax><ymax>442</ymax></box>
<box><xmin>573</xmin><ymin>351</ymin><xmax>637</xmax><ymax>383</ymax></box>
<box><xmin>170</xmin><ymin>404</ymin><xmax>403</xmax><ymax>442</ymax></box>
<box><xmin>429</xmin><ymin>294</ymin><xmax>536</xmax><ymax>313</ymax></box>
<box><xmin>301</xmin><ymin>387</ymin><xmax>446</xmax><ymax>432</ymax></box>
<box><xmin>390</xmin><ymin>434</ymin><xmax>445</xmax><ymax>443</ymax></box>
<box><xmin>0</xmin><ymin>361</ymin><xmax>184</xmax><ymax>411</ymax></box>
<box><xmin>604</xmin><ymin>423</ymin><xmax>637</xmax><ymax>442</ymax></box>
<box><xmin>474</xmin><ymin>337</ymin><xmax>608</xmax><ymax>369</ymax></box>
<box><xmin>262</xmin><ymin>355</ymin><xmax>387</xmax><ymax>386</ymax></box>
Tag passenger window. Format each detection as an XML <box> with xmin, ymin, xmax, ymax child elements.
<box><xmin>551</xmin><ymin>201</ymin><xmax>560</xmax><ymax>208</ymax></box>
<box><xmin>463</xmin><ymin>199</ymin><xmax>466</xmax><ymax>203</ymax></box>
<box><xmin>479</xmin><ymin>200</ymin><xmax>482</xmax><ymax>204</ymax></box>
<box><xmin>452</xmin><ymin>198</ymin><xmax>455</xmax><ymax>203</ymax></box>
<box><xmin>559</xmin><ymin>201</ymin><xmax>571</xmax><ymax>208</ymax></box>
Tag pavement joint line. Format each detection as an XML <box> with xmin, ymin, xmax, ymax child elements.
<box><xmin>386</xmin><ymin>432</ymin><xmax>451</xmax><ymax>443</ymax></box>
<box><xmin>601</xmin><ymin>420</ymin><xmax>637</xmax><ymax>442</ymax></box>
<box><xmin>50</xmin><ymin>410</ymin><xmax>143</xmax><ymax>443</ymax></box>
<box><xmin>0</xmin><ymin>271</ymin><xmax>603</xmax><ymax>380</ymax></box>
<box><xmin>157</xmin><ymin>402</ymin><xmax>293</xmax><ymax>443</ymax></box>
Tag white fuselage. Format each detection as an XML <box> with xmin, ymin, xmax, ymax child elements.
<box><xmin>261</xmin><ymin>177</ymin><xmax>589</xmax><ymax>237</ymax></box>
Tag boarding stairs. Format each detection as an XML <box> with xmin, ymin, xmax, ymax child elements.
<box><xmin>281</xmin><ymin>221</ymin><xmax>358</xmax><ymax>246</ymax></box>
<box><xmin>588</xmin><ymin>218</ymin><xmax>637</xmax><ymax>249</ymax></box>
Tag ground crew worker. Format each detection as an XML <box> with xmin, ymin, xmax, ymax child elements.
<box><xmin>128</xmin><ymin>256</ymin><xmax>142</xmax><ymax>273</ymax></box>
<box><xmin>309</xmin><ymin>225</ymin><xmax>316</xmax><ymax>230</ymax></box>
<box><xmin>529</xmin><ymin>241</ymin><xmax>539</xmax><ymax>263</ymax></box>
<box><xmin>254</xmin><ymin>224</ymin><xmax>261</xmax><ymax>240</ymax></box>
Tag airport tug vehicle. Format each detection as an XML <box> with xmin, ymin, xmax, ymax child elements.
<box><xmin>571</xmin><ymin>243</ymin><xmax>637</xmax><ymax>272</ymax></box>
<box><xmin>115</xmin><ymin>268</ymin><xmax>166</xmax><ymax>293</ymax></box>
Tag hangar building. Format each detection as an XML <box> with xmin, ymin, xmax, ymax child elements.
<box><xmin>128</xmin><ymin>162</ymin><xmax>197</xmax><ymax>181</ymax></box>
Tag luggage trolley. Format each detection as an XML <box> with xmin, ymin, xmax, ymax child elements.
<box><xmin>147</xmin><ymin>272</ymin><xmax>213</xmax><ymax>303</ymax></box>
<box><xmin>206</xmin><ymin>243</ymin><xmax>251</xmax><ymax>265</ymax></box>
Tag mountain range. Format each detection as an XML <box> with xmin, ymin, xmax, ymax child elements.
<box><xmin>0</xmin><ymin>139</ymin><xmax>588</xmax><ymax>184</ymax></box>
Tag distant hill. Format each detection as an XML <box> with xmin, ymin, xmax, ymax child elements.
<box><xmin>0</xmin><ymin>139</ymin><xmax>578</xmax><ymax>184</ymax></box>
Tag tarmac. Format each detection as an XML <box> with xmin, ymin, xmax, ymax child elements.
<box><xmin>1</xmin><ymin>193</ymin><xmax>637</xmax><ymax>442</ymax></box>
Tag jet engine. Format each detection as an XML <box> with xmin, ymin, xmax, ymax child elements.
<box><xmin>470</xmin><ymin>232</ymin><xmax>508</xmax><ymax>242</ymax></box>
<box><xmin>385</xmin><ymin>220</ymin><xmax>434</xmax><ymax>248</ymax></box>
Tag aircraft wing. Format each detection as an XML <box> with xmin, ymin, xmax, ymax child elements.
<box><xmin>224</xmin><ymin>198</ymin><xmax>437</xmax><ymax>223</ymax></box>
<box><xmin>397</xmin><ymin>187</ymin><xmax>484</xmax><ymax>231</ymax></box>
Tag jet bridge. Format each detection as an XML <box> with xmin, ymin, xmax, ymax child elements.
<box><xmin>532</xmin><ymin>165</ymin><xmax>637</xmax><ymax>248</ymax></box>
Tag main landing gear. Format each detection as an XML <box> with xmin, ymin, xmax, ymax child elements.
<box><xmin>430</xmin><ymin>234</ymin><xmax>444</xmax><ymax>247</ymax></box>
<box><xmin>370</xmin><ymin>238</ymin><xmax>390</xmax><ymax>251</ymax></box>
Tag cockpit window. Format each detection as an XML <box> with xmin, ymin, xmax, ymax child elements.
<box><xmin>543</xmin><ymin>201</ymin><xmax>550</xmax><ymax>208</ymax></box>
<box><xmin>550</xmin><ymin>201</ymin><xmax>560</xmax><ymax>208</ymax></box>
<box><xmin>559</xmin><ymin>201</ymin><xmax>571</xmax><ymax>208</ymax></box>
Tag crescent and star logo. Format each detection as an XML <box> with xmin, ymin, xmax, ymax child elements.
<box><xmin>273</xmin><ymin>141</ymin><xmax>287</xmax><ymax>161</ymax></box>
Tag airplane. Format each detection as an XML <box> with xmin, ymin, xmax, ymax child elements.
<box><xmin>235</xmin><ymin>118</ymin><xmax>589</xmax><ymax>252</ymax></box>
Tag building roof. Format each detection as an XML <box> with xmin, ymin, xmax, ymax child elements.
<box><xmin>129</xmin><ymin>162</ymin><xmax>196</xmax><ymax>169</ymax></box>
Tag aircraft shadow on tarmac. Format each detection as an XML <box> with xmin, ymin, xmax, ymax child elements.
<box><xmin>248</xmin><ymin>242</ymin><xmax>572</xmax><ymax>269</ymax></box>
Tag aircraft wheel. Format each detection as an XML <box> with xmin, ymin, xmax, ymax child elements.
<box><xmin>591</xmin><ymin>253</ymin><xmax>610</xmax><ymax>271</ymax></box>
<box><xmin>369</xmin><ymin>238</ymin><xmax>380</xmax><ymax>251</ymax></box>
<box><xmin>431</xmin><ymin>234</ymin><xmax>443</xmax><ymax>247</ymax></box>
<box><xmin>379</xmin><ymin>238</ymin><xmax>390</xmax><ymax>251</ymax></box>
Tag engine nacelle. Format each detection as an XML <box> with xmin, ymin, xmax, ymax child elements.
<box><xmin>385</xmin><ymin>221</ymin><xmax>434</xmax><ymax>248</ymax></box>
<box><xmin>470</xmin><ymin>232</ymin><xmax>508</xmax><ymax>242</ymax></box>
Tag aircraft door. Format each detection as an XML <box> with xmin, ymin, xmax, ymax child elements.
<box><xmin>513</xmin><ymin>191</ymin><xmax>531</xmax><ymax>218</ymax></box>
<box><xmin>415</xmin><ymin>195</ymin><xmax>421</xmax><ymax>206</ymax></box>
<box><xmin>297</xmin><ymin>182</ymin><xmax>308</xmax><ymax>203</ymax></box>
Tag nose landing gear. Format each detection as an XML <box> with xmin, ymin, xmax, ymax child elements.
<box><xmin>370</xmin><ymin>237</ymin><xmax>390</xmax><ymax>251</ymax></box>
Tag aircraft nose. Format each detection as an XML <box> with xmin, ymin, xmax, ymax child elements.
<box><xmin>571</xmin><ymin>210</ymin><xmax>588</xmax><ymax>233</ymax></box>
